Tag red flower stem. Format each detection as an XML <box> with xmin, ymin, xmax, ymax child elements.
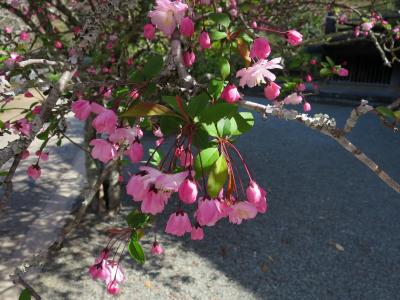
<box><xmin>226</xmin><ymin>141</ymin><xmax>253</xmax><ymax>181</ymax></box>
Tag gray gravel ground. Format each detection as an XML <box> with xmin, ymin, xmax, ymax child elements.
<box><xmin>30</xmin><ymin>100</ymin><xmax>400</xmax><ymax>300</ymax></box>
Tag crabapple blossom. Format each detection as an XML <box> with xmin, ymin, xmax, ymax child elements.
<box><xmin>183</xmin><ymin>50</ymin><xmax>196</xmax><ymax>67</ymax></box>
<box><xmin>199</xmin><ymin>31</ymin><xmax>211</xmax><ymax>49</ymax></box>
<box><xmin>228</xmin><ymin>201</ymin><xmax>258</xmax><ymax>224</ymax></box>
<box><xmin>264</xmin><ymin>82</ymin><xmax>281</xmax><ymax>100</ymax></box>
<box><xmin>126</xmin><ymin>141</ymin><xmax>143</xmax><ymax>163</ymax></box>
<box><xmin>27</xmin><ymin>165</ymin><xmax>41</xmax><ymax>180</ymax></box>
<box><xmin>72</xmin><ymin>99</ymin><xmax>92</xmax><ymax>121</ymax></box>
<box><xmin>221</xmin><ymin>84</ymin><xmax>241</xmax><ymax>103</ymax></box>
<box><xmin>250</xmin><ymin>37</ymin><xmax>271</xmax><ymax>60</ymax></box>
<box><xmin>179</xmin><ymin>17</ymin><xmax>195</xmax><ymax>37</ymax></box>
<box><xmin>149</xmin><ymin>0</ymin><xmax>188</xmax><ymax>36</ymax></box>
<box><xmin>143</xmin><ymin>23</ymin><xmax>156</xmax><ymax>40</ymax></box>
<box><xmin>178</xmin><ymin>178</ymin><xmax>198</xmax><ymax>204</ymax></box>
<box><xmin>236</xmin><ymin>57</ymin><xmax>283</xmax><ymax>88</ymax></box>
<box><xmin>284</xmin><ymin>93</ymin><xmax>303</xmax><ymax>105</ymax></box>
<box><xmin>196</xmin><ymin>197</ymin><xmax>222</xmax><ymax>226</ymax></box>
<box><xmin>303</xmin><ymin>102</ymin><xmax>312</xmax><ymax>112</ymax></box>
<box><xmin>191</xmin><ymin>224</ymin><xmax>204</xmax><ymax>240</ymax></box>
<box><xmin>35</xmin><ymin>150</ymin><xmax>49</xmax><ymax>161</ymax></box>
<box><xmin>286</xmin><ymin>30</ymin><xmax>303</xmax><ymax>46</ymax></box>
<box><xmin>165</xmin><ymin>210</ymin><xmax>192</xmax><ymax>236</ymax></box>
<box><xmin>90</xmin><ymin>139</ymin><xmax>117</xmax><ymax>163</ymax></box>
<box><xmin>151</xmin><ymin>241</ymin><xmax>164</xmax><ymax>255</ymax></box>
<box><xmin>337</xmin><ymin>68</ymin><xmax>349</xmax><ymax>77</ymax></box>
<box><xmin>92</xmin><ymin>109</ymin><xmax>117</xmax><ymax>134</ymax></box>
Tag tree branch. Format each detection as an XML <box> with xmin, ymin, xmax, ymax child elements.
<box><xmin>0</xmin><ymin>153</ymin><xmax>23</xmax><ymax>210</ymax></box>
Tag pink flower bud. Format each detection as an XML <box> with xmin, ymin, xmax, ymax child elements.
<box><xmin>130</xmin><ymin>89</ymin><xmax>140</xmax><ymax>100</ymax></box>
<box><xmin>199</xmin><ymin>31</ymin><xmax>211</xmax><ymax>50</ymax></box>
<box><xmin>251</xmin><ymin>21</ymin><xmax>257</xmax><ymax>29</ymax></box>
<box><xmin>286</xmin><ymin>30</ymin><xmax>303</xmax><ymax>46</ymax></box>
<box><xmin>19</xmin><ymin>31</ymin><xmax>30</xmax><ymax>41</ymax></box>
<box><xmin>191</xmin><ymin>224</ymin><xmax>204</xmax><ymax>240</ymax></box>
<box><xmin>263</xmin><ymin>82</ymin><xmax>281</xmax><ymax>101</ymax></box>
<box><xmin>361</xmin><ymin>22</ymin><xmax>374</xmax><ymax>31</ymax></box>
<box><xmin>303</xmin><ymin>102</ymin><xmax>312</xmax><ymax>112</ymax></box>
<box><xmin>310</xmin><ymin>58</ymin><xmax>317</xmax><ymax>65</ymax></box>
<box><xmin>246</xmin><ymin>181</ymin><xmax>262</xmax><ymax>204</ymax></box>
<box><xmin>54</xmin><ymin>40</ymin><xmax>63</xmax><ymax>49</ymax></box>
<box><xmin>27</xmin><ymin>165</ymin><xmax>41</xmax><ymax>180</ymax></box>
<box><xmin>283</xmin><ymin>93</ymin><xmax>302</xmax><ymax>105</ymax></box>
<box><xmin>32</xmin><ymin>105</ymin><xmax>42</xmax><ymax>115</ymax></box>
<box><xmin>305</xmin><ymin>74</ymin><xmax>312</xmax><ymax>82</ymax></box>
<box><xmin>337</xmin><ymin>68</ymin><xmax>349</xmax><ymax>77</ymax></box>
<box><xmin>180</xmin><ymin>17</ymin><xmax>195</xmax><ymax>37</ymax></box>
<box><xmin>127</xmin><ymin>141</ymin><xmax>143</xmax><ymax>163</ymax></box>
<box><xmin>178</xmin><ymin>178</ymin><xmax>198</xmax><ymax>204</ymax></box>
<box><xmin>221</xmin><ymin>84</ymin><xmax>241</xmax><ymax>104</ymax></box>
<box><xmin>36</xmin><ymin>150</ymin><xmax>49</xmax><ymax>161</ymax></box>
<box><xmin>165</xmin><ymin>211</ymin><xmax>192</xmax><ymax>237</ymax></box>
<box><xmin>179</xmin><ymin>150</ymin><xmax>193</xmax><ymax>167</ymax></box>
<box><xmin>143</xmin><ymin>23</ymin><xmax>155</xmax><ymax>40</ymax></box>
<box><xmin>250</xmin><ymin>38</ymin><xmax>271</xmax><ymax>60</ymax></box>
<box><xmin>183</xmin><ymin>50</ymin><xmax>196</xmax><ymax>67</ymax></box>
<box><xmin>296</xmin><ymin>83</ymin><xmax>306</xmax><ymax>92</ymax></box>
<box><xmin>151</xmin><ymin>241</ymin><xmax>164</xmax><ymax>255</ymax></box>
<box><xmin>107</xmin><ymin>280</ymin><xmax>120</xmax><ymax>295</ymax></box>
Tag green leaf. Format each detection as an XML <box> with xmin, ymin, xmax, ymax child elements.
<box><xmin>326</xmin><ymin>56</ymin><xmax>335</xmax><ymax>67</ymax></box>
<box><xmin>47</xmin><ymin>73</ymin><xmax>61</xmax><ymax>82</ymax></box>
<box><xmin>208</xmin><ymin>79</ymin><xmax>225</xmax><ymax>99</ymax></box>
<box><xmin>162</xmin><ymin>95</ymin><xmax>181</xmax><ymax>112</ymax></box>
<box><xmin>187</xmin><ymin>93</ymin><xmax>210</xmax><ymax>118</ymax></box>
<box><xmin>122</xmin><ymin>103</ymin><xmax>179</xmax><ymax>118</ymax></box>
<box><xmin>217</xmin><ymin>118</ymin><xmax>236</xmax><ymax>137</ymax></box>
<box><xmin>149</xmin><ymin>148</ymin><xmax>162</xmax><ymax>167</ymax></box>
<box><xmin>202</xmin><ymin>122</ymin><xmax>218</xmax><ymax>137</ymax></box>
<box><xmin>128</xmin><ymin>237</ymin><xmax>145</xmax><ymax>264</ymax></box>
<box><xmin>210</xmin><ymin>31</ymin><xmax>227</xmax><ymax>41</ymax></box>
<box><xmin>199</xmin><ymin>102</ymin><xmax>237</xmax><ymax>124</ymax></box>
<box><xmin>394</xmin><ymin>110</ymin><xmax>400</xmax><ymax>120</ymax></box>
<box><xmin>320</xmin><ymin>68</ymin><xmax>332</xmax><ymax>77</ymax></box>
<box><xmin>207</xmin><ymin>154</ymin><xmax>228</xmax><ymax>197</ymax></box>
<box><xmin>159</xmin><ymin>116</ymin><xmax>182</xmax><ymax>135</ymax></box>
<box><xmin>210</xmin><ymin>13</ymin><xmax>231</xmax><ymax>28</ymax></box>
<box><xmin>19</xmin><ymin>288</ymin><xmax>31</xmax><ymax>300</ymax></box>
<box><xmin>129</xmin><ymin>70</ymin><xmax>145</xmax><ymax>83</ymax></box>
<box><xmin>115</xmin><ymin>87</ymin><xmax>129</xmax><ymax>97</ymax></box>
<box><xmin>143</xmin><ymin>54</ymin><xmax>164</xmax><ymax>79</ymax></box>
<box><xmin>0</xmin><ymin>120</ymin><xmax>4</xmax><ymax>129</ymax></box>
<box><xmin>219</xmin><ymin>58</ymin><xmax>230</xmax><ymax>80</ymax></box>
<box><xmin>0</xmin><ymin>171</ymin><xmax>9</xmax><ymax>176</ymax></box>
<box><xmin>142</xmin><ymin>82</ymin><xmax>157</xmax><ymax>98</ymax></box>
<box><xmin>126</xmin><ymin>210</ymin><xmax>151</xmax><ymax>229</ymax></box>
<box><xmin>194</xmin><ymin>147</ymin><xmax>219</xmax><ymax>177</ymax></box>
<box><xmin>230</xmin><ymin>112</ymin><xmax>254</xmax><ymax>135</ymax></box>
<box><xmin>192</xmin><ymin>125</ymin><xmax>210</xmax><ymax>148</ymax></box>
<box><xmin>376</xmin><ymin>106</ymin><xmax>395</xmax><ymax>119</ymax></box>
<box><xmin>36</xmin><ymin>131</ymin><xmax>49</xmax><ymax>141</ymax></box>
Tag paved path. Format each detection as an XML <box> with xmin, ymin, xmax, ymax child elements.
<box><xmin>0</xmin><ymin>113</ymin><xmax>86</xmax><ymax>299</ymax></box>
<box><xmin>21</xmin><ymin>100</ymin><xmax>400</xmax><ymax>300</ymax></box>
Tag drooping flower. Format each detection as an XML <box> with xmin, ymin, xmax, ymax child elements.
<box><xmin>196</xmin><ymin>197</ymin><xmax>222</xmax><ymax>226</ymax></box>
<box><xmin>109</xmin><ymin>127</ymin><xmax>140</xmax><ymax>145</ymax></box>
<box><xmin>246</xmin><ymin>181</ymin><xmax>268</xmax><ymax>213</ymax></box>
<box><xmin>236</xmin><ymin>58</ymin><xmax>283</xmax><ymax>88</ymax></box>
<box><xmin>21</xmin><ymin>150</ymin><xmax>30</xmax><ymax>160</ymax></box>
<box><xmin>72</xmin><ymin>99</ymin><xmax>92</xmax><ymax>121</ymax></box>
<box><xmin>141</xmin><ymin>185</ymin><xmax>170</xmax><ymax>214</ymax></box>
<box><xmin>178</xmin><ymin>178</ymin><xmax>198</xmax><ymax>204</ymax></box>
<box><xmin>250</xmin><ymin>37</ymin><xmax>271</xmax><ymax>60</ymax></box>
<box><xmin>151</xmin><ymin>241</ymin><xmax>164</xmax><ymax>255</ymax></box>
<box><xmin>143</xmin><ymin>23</ymin><xmax>156</xmax><ymax>40</ymax></box>
<box><xmin>228</xmin><ymin>201</ymin><xmax>258</xmax><ymax>224</ymax></box>
<box><xmin>303</xmin><ymin>102</ymin><xmax>312</xmax><ymax>112</ymax></box>
<box><xmin>13</xmin><ymin>118</ymin><xmax>32</xmax><ymax>136</ymax></box>
<box><xmin>183</xmin><ymin>50</ymin><xmax>196</xmax><ymax>67</ymax></box>
<box><xmin>90</xmin><ymin>139</ymin><xmax>117</xmax><ymax>163</ymax></box>
<box><xmin>221</xmin><ymin>84</ymin><xmax>241</xmax><ymax>104</ymax></box>
<box><xmin>191</xmin><ymin>224</ymin><xmax>204</xmax><ymax>240</ymax></box>
<box><xmin>148</xmin><ymin>0</ymin><xmax>188</xmax><ymax>36</ymax></box>
<box><xmin>88</xmin><ymin>249</ymin><xmax>111</xmax><ymax>282</ymax></box>
<box><xmin>286</xmin><ymin>30</ymin><xmax>303</xmax><ymax>46</ymax></box>
<box><xmin>165</xmin><ymin>210</ymin><xmax>192</xmax><ymax>236</ymax></box>
<box><xmin>199</xmin><ymin>31</ymin><xmax>211</xmax><ymax>50</ymax></box>
<box><xmin>126</xmin><ymin>170</ymin><xmax>154</xmax><ymax>202</ymax></box>
<box><xmin>107</xmin><ymin>260</ymin><xmax>125</xmax><ymax>284</ymax></box>
<box><xmin>126</xmin><ymin>141</ymin><xmax>143</xmax><ymax>163</ymax></box>
<box><xmin>92</xmin><ymin>109</ymin><xmax>117</xmax><ymax>134</ymax></box>
<box><xmin>179</xmin><ymin>17</ymin><xmax>195</xmax><ymax>37</ymax></box>
<box><xmin>35</xmin><ymin>150</ymin><xmax>49</xmax><ymax>161</ymax></box>
<box><xmin>305</xmin><ymin>74</ymin><xmax>312</xmax><ymax>82</ymax></box>
<box><xmin>264</xmin><ymin>82</ymin><xmax>280</xmax><ymax>101</ymax></box>
<box><xmin>283</xmin><ymin>93</ymin><xmax>302</xmax><ymax>105</ymax></box>
<box><xmin>179</xmin><ymin>150</ymin><xmax>193</xmax><ymax>167</ymax></box>
<box><xmin>27</xmin><ymin>165</ymin><xmax>41</xmax><ymax>180</ymax></box>
<box><xmin>107</xmin><ymin>280</ymin><xmax>120</xmax><ymax>295</ymax></box>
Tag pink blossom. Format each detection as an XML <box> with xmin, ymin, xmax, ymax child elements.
<box><xmin>236</xmin><ymin>57</ymin><xmax>283</xmax><ymax>88</ymax></box>
<box><xmin>296</xmin><ymin>83</ymin><xmax>306</xmax><ymax>92</ymax></box>
<box><xmin>180</xmin><ymin>17</ymin><xmax>195</xmax><ymax>37</ymax></box>
<box><xmin>72</xmin><ymin>99</ymin><xmax>92</xmax><ymax>121</ymax></box>
<box><xmin>126</xmin><ymin>171</ymin><xmax>153</xmax><ymax>202</ymax></box>
<box><xmin>109</xmin><ymin>127</ymin><xmax>141</xmax><ymax>145</ymax></box>
<box><xmin>305</xmin><ymin>74</ymin><xmax>313</xmax><ymax>82</ymax></box>
<box><xmin>32</xmin><ymin>105</ymin><xmax>42</xmax><ymax>115</ymax></box>
<box><xmin>153</xmin><ymin>126</ymin><xmax>163</xmax><ymax>138</ymax></box>
<box><xmin>151</xmin><ymin>241</ymin><xmax>164</xmax><ymax>255</ymax></box>
<box><xmin>155</xmin><ymin>169</ymin><xmax>192</xmax><ymax>192</ymax></box>
<box><xmin>361</xmin><ymin>22</ymin><xmax>374</xmax><ymax>31</ymax></box>
<box><xmin>90</xmin><ymin>102</ymin><xmax>106</xmax><ymax>114</ymax></box>
<box><xmin>310</xmin><ymin>58</ymin><xmax>317</xmax><ymax>65</ymax></box>
<box><xmin>54</xmin><ymin>40</ymin><xmax>63</xmax><ymax>49</ymax></box>
<box><xmin>337</xmin><ymin>68</ymin><xmax>349</xmax><ymax>77</ymax></box>
<box><xmin>140</xmin><ymin>187</ymin><xmax>169</xmax><ymax>214</ymax></box>
<box><xmin>221</xmin><ymin>84</ymin><xmax>241</xmax><ymax>104</ymax></box>
<box><xmin>88</xmin><ymin>249</ymin><xmax>111</xmax><ymax>282</ymax></box>
<box><xmin>246</xmin><ymin>181</ymin><xmax>267</xmax><ymax>213</ymax></box>
<box><xmin>251</xmin><ymin>21</ymin><xmax>257</xmax><ymax>29</ymax></box>
<box><xmin>107</xmin><ymin>280</ymin><xmax>120</xmax><ymax>295</ymax></box>
<box><xmin>303</xmin><ymin>102</ymin><xmax>312</xmax><ymax>112</ymax></box>
<box><xmin>283</xmin><ymin>93</ymin><xmax>302</xmax><ymax>105</ymax></box>
<box><xmin>90</xmin><ymin>139</ymin><xmax>117</xmax><ymax>163</ymax></box>
<box><xmin>228</xmin><ymin>201</ymin><xmax>258</xmax><ymax>224</ymax></box>
<box><xmin>127</xmin><ymin>142</ymin><xmax>143</xmax><ymax>163</ymax></box>
<box><xmin>107</xmin><ymin>260</ymin><xmax>125</xmax><ymax>284</ymax></box>
<box><xmin>35</xmin><ymin>150</ymin><xmax>49</xmax><ymax>161</ymax></box>
<box><xmin>19</xmin><ymin>31</ymin><xmax>30</xmax><ymax>41</ymax></box>
<box><xmin>130</xmin><ymin>88</ymin><xmax>140</xmax><ymax>99</ymax></box>
<box><xmin>156</xmin><ymin>138</ymin><xmax>164</xmax><ymax>147</ymax></box>
<box><xmin>24</xmin><ymin>91</ymin><xmax>33</xmax><ymax>97</ymax></box>
<box><xmin>286</xmin><ymin>30</ymin><xmax>303</xmax><ymax>46</ymax></box>
<box><xmin>165</xmin><ymin>210</ymin><xmax>192</xmax><ymax>236</ymax></box>
<box><xmin>250</xmin><ymin>38</ymin><xmax>271</xmax><ymax>60</ymax></box>
<box><xmin>92</xmin><ymin>109</ymin><xmax>117</xmax><ymax>134</ymax></box>
<box><xmin>4</xmin><ymin>27</ymin><xmax>12</xmax><ymax>34</ymax></box>
<box><xmin>191</xmin><ymin>224</ymin><xmax>204</xmax><ymax>240</ymax></box>
<box><xmin>178</xmin><ymin>178</ymin><xmax>198</xmax><ymax>204</ymax></box>
<box><xmin>196</xmin><ymin>197</ymin><xmax>222</xmax><ymax>226</ymax></box>
<box><xmin>13</xmin><ymin>119</ymin><xmax>31</xmax><ymax>136</ymax></box>
<box><xmin>264</xmin><ymin>82</ymin><xmax>281</xmax><ymax>100</ymax></box>
<box><xmin>199</xmin><ymin>31</ymin><xmax>211</xmax><ymax>50</ymax></box>
<box><xmin>183</xmin><ymin>50</ymin><xmax>196</xmax><ymax>67</ymax></box>
<box><xmin>148</xmin><ymin>0</ymin><xmax>188</xmax><ymax>36</ymax></box>
<box><xmin>21</xmin><ymin>150</ymin><xmax>30</xmax><ymax>160</ymax></box>
<box><xmin>27</xmin><ymin>165</ymin><xmax>41</xmax><ymax>180</ymax></box>
<box><xmin>143</xmin><ymin>23</ymin><xmax>156</xmax><ymax>40</ymax></box>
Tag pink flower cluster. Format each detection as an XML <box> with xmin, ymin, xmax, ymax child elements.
<box><xmin>88</xmin><ymin>249</ymin><xmax>125</xmax><ymax>295</ymax></box>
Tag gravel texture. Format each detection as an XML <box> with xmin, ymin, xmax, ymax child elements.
<box><xmin>22</xmin><ymin>101</ymin><xmax>400</xmax><ymax>299</ymax></box>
